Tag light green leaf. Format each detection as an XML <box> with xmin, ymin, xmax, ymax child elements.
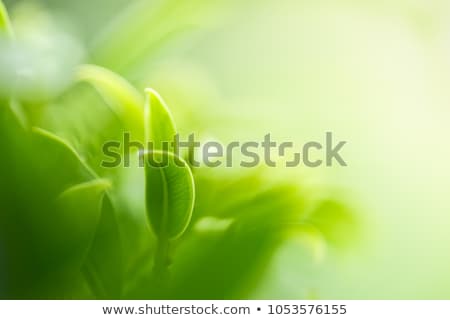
<box><xmin>145</xmin><ymin>88</ymin><xmax>177</xmax><ymax>151</ymax></box>
<box><xmin>54</xmin><ymin>180</ymin><xmax>111</xmax><ymax>266</ymax></box>
<box><xmin>144</xmin><ymin>150</ymin><xmax>194</xmax><ymax>240</ymax></box>
<box><xmin>77</xmin><ymin>64</ymin><xmax>144</xmax><ymax>139</ymax></box>
<box><xmin>0</xmin><ymin>0</ymin><xmax>13</xmax><ymax>37</ymax></box>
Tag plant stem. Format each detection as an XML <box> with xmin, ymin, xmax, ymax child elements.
<box><xmin>152</xmin><ymin>235</ymin><xmax>170</xmax><ymax>289</ymax></box>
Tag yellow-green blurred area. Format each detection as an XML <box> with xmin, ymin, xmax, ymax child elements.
<box><xmin>1</xmin><ymin>0</ymin><xmax>450</xmax><ymax>299</ymax></box>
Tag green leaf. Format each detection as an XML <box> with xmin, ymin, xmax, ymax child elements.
<box><xmin>53</xmin><ymin>180</ymin><xmax>111</xmax><ymax>267</ymax></box>
<box><xmin>0</xmin><ymin>0</ymin><xmax>13</xmax><ymax>37</ymax></box>
<box><xmin>76</xmin><ymin>64</ymin><xmax>144</xmax><ymax>139</ymax></box>
<box><xmin>144</xmin><ymin>150</ymin><xmax>194</xmax><ymax>240</ymax></box>
<box><xmin>31</xmin><ymin>127</ymin><xmax>97</xmax><ymax>190</ymax></box>
<box><xmin>169</xmin><ymin>172</ymin><xmax>305</xmax><ymax>299</ymax></box>
<box><xmin>30</xmin><ymin>127</ymin><xmax>124</xmax><ymax>298</ymax></box>
<box><xmin>82</xmin><ymin>196</ymin><xmax>124</xmax><ymax>299</ymax></box>
<box><xmin>145</xmin><ymin>88</ymin><xmax>177</xmax><ymax>151</ymax></box>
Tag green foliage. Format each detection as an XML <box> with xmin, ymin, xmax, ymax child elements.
<box><xmin>55</xmin><ymin>179</ymin><xmax>110</xmax><ymax>268</ymax></box>
<box><xmin>0</xmin><ymin>107</ymin><xmax>110</xmax><ymax>297</ymax></box>
<box><xmin>76</xmin><ymin>64</ymin><xmax>144</xmax><ymax>140</ymax></box>
<box><xmin>0</xmin><ymin>0</ymin><xmax>357</xmax><ymax>300</ymax></box>
<box><xmin>82</xmin><ymin>196</ymin><xmax>124</xmax><ymax>299</ymax></box>
<box><xmin>144</xmin><ymin>151</ymin><xmax>195</xmax><ymax>241</ymax></box>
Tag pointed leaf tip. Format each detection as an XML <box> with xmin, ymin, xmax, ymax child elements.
<box><xmin>144</xmin><ymin>88</ymin><xmax>177</xmax><ymax>151</ymax></box>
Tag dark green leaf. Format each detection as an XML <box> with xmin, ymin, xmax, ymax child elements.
<box><xmin>54</xmin><ymin>179</ymin><xmax>111</xmax><ymax>267</ymax></box>
<box><xmin>82</xmin><ymin>196</ymin><xmax>124</xmax><ymax>299</ymax></box>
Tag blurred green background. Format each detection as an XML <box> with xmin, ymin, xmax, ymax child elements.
<box><xmin>1</xmin><ymin>0</ymin><xmax>450</xmax><ymax>299</ymax></box>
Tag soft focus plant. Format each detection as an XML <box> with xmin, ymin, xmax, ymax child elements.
<box><xmin>0</xmin><ymin>0</ymin><xmax>357</xmax><ymax>299</ymax></box>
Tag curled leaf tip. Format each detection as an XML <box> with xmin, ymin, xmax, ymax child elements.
<box><xmin>144</xmin><ymin>87</ymin><xmax>159</xmax><ymax>96</ymax></box>
<box><xmin>31</xmin><ymin>126</ymin><xmax>100</xmax><ymax>180</ymax></box>
<box><xmin>60</xmin><ymin>179</ymin><xmax>112</xmax><ymax>198</ymax></box>
<box><xmin>144</xmin><ymin>87</ymin><xmax>176</xmax><ymax>120</ymax></box>
<box><xmin>31</xmin><ymin>127</ymin><xmax>79</xmax><ymax>155</ymax></box>
<box><xmin>76</xmin><ymin>64</ymin><xmax>144</xmax><ymax>138</ymax></box>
